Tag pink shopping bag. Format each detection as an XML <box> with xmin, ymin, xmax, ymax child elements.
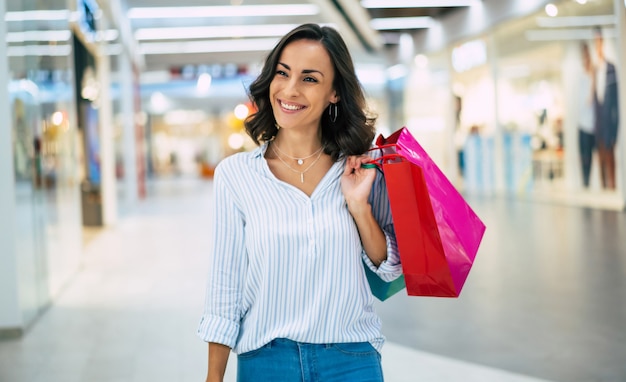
<box><xmin>374</xmin><ymin>127</ymin><xmax>486</xmax><ymax>297</ymax></box>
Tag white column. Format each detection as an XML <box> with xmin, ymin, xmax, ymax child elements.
<box><xmin>97</xmin><ymin>50</ymin><xmax>118</xmax><ymax>225</ymax></box>
<box><xmin>0</xmin><ymin>0</ymin><xmax>22</xmax><ymax>332</ymax></box>
<box><xmin>488</xmin><ymin>34</ymin><xmax>505</xmax><ymax>194</ymax></box>
<box><xmin>120</xmin><ymin>51</ymin><xmax>138</xmax><ymax>208</ymax></box>
<box><xmin>561</xmin><ymin>41</ymin><xmax>582</xmax><ymax>191</ymax></box>
<box><xmin>615</xmin><ymin>0</ymin><xmax>626</xmax><ymax>206</ymax></box>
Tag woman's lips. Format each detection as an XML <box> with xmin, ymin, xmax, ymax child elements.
<box><xmin>279</xmin><ymin>100</ymin><xmax>305</xmax><ymax>112</ymax></box>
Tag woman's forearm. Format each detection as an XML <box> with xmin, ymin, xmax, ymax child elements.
<box><xmin>206</xmin><ymin>342</ymin><xmax>231</xmax><ymax>382</ymax></box>
<box><xmin>348</xmin><ymin>201</ymin><xmax>387</xmax><ymax>266</ymax></box>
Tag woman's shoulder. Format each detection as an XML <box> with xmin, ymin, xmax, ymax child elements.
<box><xmin>214</xmin><ymin>145</ymin><xmax>265</xmax><ymax>177</ymax></box>
<box><xmin>216</xmin><ymin>151</ymin><xmax>247</xmax><ymax>167</ymax></box>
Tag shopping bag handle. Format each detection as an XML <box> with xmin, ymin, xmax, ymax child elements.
<box><xmin>364</xmin><ymin>143</ymin><xmax>398</xmax><ymax>158</ymax></box>
<box><xmin>360</xmin><ymin>142</ymin><xmax>403</xmax><ymax>170</ymax></box>
<box><xmin>370</xmin><ymin>143</ymin><xmax>398</xmax><ymax>151</ymax></box>
<box><xmin>361</xmin><ymin>153</ymin><xmax>405</xmax><ymax>170</ymax></box>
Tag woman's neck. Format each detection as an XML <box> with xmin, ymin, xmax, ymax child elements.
<box><xmin>272</xmin><ymin>130</ymin><xmax>323</xmax><ymax>157</ymax></box>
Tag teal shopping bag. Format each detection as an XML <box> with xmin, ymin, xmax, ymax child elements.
<box><xmin>363</xmin><ymin>262</ymin><xmax>405</xmax><ymax>301</ymax></box>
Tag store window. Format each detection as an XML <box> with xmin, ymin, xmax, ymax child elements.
<box><xmin>449</xmin><ymin>37</ymin><xmax>496</xmax><ymax>194</ymax></box>
<box><xmin>493</xmin><ymin>0</ymin><xmax>621</xmax><ymax>200</ymax></box>
<box><xmin>7</xmin><ymin>0</ymin><xmax>82</xmax><ymax>323</ymax></box>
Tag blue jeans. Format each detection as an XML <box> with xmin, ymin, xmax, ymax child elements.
<box><xmin>237</xmin><ymin>338</ymin><xmax>384</xmax><ymax>382</ymax></box>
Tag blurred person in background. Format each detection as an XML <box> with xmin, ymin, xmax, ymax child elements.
<box><xmin>577</xmin><ymin>42</ymin><xmax>595</xmax><ymax>188</ymax></box>
<box><xmin>592</xmin><ymin>26</ymin><xmax>619</xmax><ymax>190</ymax></box>
<box><xmin>197</xmin><ymin>24</ymin><xmax>402</xmax><ymax>382</ymax></box>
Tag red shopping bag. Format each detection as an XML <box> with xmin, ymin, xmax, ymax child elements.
<box><xmin>370</xmin><ymin>127</ymin><xmax>486</xmax><ymax>297</ymax></box>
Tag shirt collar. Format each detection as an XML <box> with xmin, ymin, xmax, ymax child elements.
<box><xmin>250</xmin><ymin>142</ymin><xmax>346</xmax><ymax>196</ymax></box>
<box><xmin>251</xmin><ymin>143</ymin><xmax>268</xmax><ymax>159</ymax></box>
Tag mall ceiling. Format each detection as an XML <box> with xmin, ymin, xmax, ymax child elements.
<box><xmin>119</xmin><ymin>0</ymin><xmax>470</xmax><ymax>72</ymax></box>
<box><xmin>105</xmin><ymin>0</ymin><xmax>479</xmax><ymax>114</ymax></box>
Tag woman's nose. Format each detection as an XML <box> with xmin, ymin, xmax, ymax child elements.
<box><xmin>282</xmin><ymin>78</ymin><xmax>300</xmax><ymax>97</ymax></box>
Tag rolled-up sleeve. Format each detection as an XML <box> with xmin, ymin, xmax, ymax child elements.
<box><xmin>361</xmin><ymin>166</ymin><xmax>403</xmax><ymax>282</ymax></box>
<box><xmin>197</xmin><ymin>163</ymin><xmax>247</xmax><ymax>348</ymax></box>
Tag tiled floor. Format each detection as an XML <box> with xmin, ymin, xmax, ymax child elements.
<box><xmin>1</xmin><ymin>177</ymin><xmax>624</xmax><ymax>382</ymax></box>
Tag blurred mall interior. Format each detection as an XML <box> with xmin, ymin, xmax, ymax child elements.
<box><xmin>1</xmin><ymin>0</ymin><xmax>625</xmax><ymax>381</ymax></box>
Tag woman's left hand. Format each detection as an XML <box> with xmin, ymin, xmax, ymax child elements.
<box><xmin>340</xmin><ymin>155</ymin><xmax>376</xmax><ymax>214</ymax></box>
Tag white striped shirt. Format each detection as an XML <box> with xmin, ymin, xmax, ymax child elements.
<box><xmin>197</xmin><ymin>143</ymin><xmax>402</xmax><ymax>354</ymax></box>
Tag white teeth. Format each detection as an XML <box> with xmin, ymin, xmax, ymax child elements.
<box><xmin>280</xmin><ymin>101</ymin><xmax>303</xmax><ymax>111</ymax></box>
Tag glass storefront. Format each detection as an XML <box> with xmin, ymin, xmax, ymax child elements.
<box><xmin>404</xmin><ymin>49</ymin><xmax>457</xmax><ymax>182</ymax></box>
<box><xmin>7</xmin><ymin>0</ymin><xmax>82</xmax><ymax>324</ymax></box>
<box><xmin>493</xmin><ymin>0</ymin><xmax>621</xmax><ymax>203</ymax></box>
<box><xmin>449</xmin><ymin>37</ymin><xmax>497</xmax><ymax>194</ymax></box>
<box><xmin>4</xmin><ymin>0</ymin><xmax>124</xmax><ymax>329</ymax></box>
<box><xmin>407</xmin><ymin>0</ymin><xmax>624</xmax><ymax>208</ymax></box>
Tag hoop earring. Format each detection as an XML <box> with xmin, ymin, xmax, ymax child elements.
<box><xmin>329</xmin><ymin>103</ymin><xmax>338</xmax><ymax>123</ymax></box>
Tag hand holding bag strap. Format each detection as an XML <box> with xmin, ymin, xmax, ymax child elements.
<box><xmin>361</xmin><ymin>153</ymin><xmax>405</xmax><ymax>170</ymax></box>
<box><xmin>359</xmin><ymin>134</ymin><xmax>402</xmax><ymax>170</ymax></box>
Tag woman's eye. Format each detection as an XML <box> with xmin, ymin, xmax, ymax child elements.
<box><xmin>276</xmin><ymin>70</ymin><xmax>287</xmax><ymax>77</ymax></box>
<box><xmin>304</xmin><ymin>76</ymin><xmax>318</xmax><ymax>83</ymax></box>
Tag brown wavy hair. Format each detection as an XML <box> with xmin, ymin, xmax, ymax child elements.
<box><xmin>244</xmin><ymin>23</ymin><xmax>376</xmax><ymax>161</ymax></box>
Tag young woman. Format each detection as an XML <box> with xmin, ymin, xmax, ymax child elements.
<box><xmin>197</xmin><ymin>23</ymin><xmax>402</xmax><ymax>382</ymax></box>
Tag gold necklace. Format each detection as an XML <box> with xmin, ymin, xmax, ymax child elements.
<box><xmin>271</xmin><ymin>143</ymin><xmax>324</xmax><ymax>183</ymax></box>
<box><xmin>272</xmin><ymin>142</ymin><xmax>324</xmax><ymax>166</ymax></box>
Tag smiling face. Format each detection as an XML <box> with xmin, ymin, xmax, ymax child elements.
<box><xmin>269</xmin><ymin>39</ymin><xmax>339</xmax><ymax>133</ymax></box>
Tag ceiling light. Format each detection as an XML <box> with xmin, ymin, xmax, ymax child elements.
<box><xmin>139</xmin><ymin>38</ymin><xmax>280</xmax><ymax>55</ymax></box>
<box><xmin>6</xmin><ymin>29</ymin><xmax>118</xmax><ymax>43</ymax></box>
<box><xmin>398</xmin><ymin>33</ymin><xmax>414</xmax><ymax>64</ymax></box>
<box><xmin>386</xmin><ymin>64</ymin><xmax>408</xmax><ymax>80</ymax></box>
<box><xmin>135</xmin><ymin>24</ymin><xmax>299</xmax><ymax>41</ymax></box>
<box><xmin>127</xmin><ymin>4</ymin><xmax>319</xmax><ymax>19</ymax></box>
<box><xmin>6</xmin><ymin>30</ymin><xmax>71</xmax><ymax>43</ymax></box>
<box><xmin>361</xmin><ymin>0</ymin><xmax>479</xmax><ymax>8</ymax></box>
<box><xmin>234</xmin><ymin>104</ymin><xmax>249</xmax><ymax>120</ymax></box>
<box><xmin>7</xmin><ymin>45</ymin><xmax>72</xmax><ymax>57</ymax></box>
<box><xmin>545</xmin><ymin>4</ymin><xmax>558</xmax><ymax>17</ymax></box>
<box><xmin>414</xmin><ymin>54</ymin><xmax>428</xmax><ymax>69</ymax></box>
<box><xmin>98</xmin><ymin>29</ymin><xmax>119</xmax><ymax>42</ymax></box>
<box><xmin>5</xmin><ymin>10</ymin><xmax>70</xmax><ymax>21</ymax></box>
<box><xmin>51</xmin><ymin>112</ymin><xmax>64</xmax><ymax>125</ymax></box>
<box><xmin>196</xmin><ymin>73</ymin><xmax>212</xmax><ymax>95</ymax></box>
<box><xmin>355</xmin><ymin>65</ymin><xmax>387</xmax><ymax>86</ymax></box>
<box><xmin>150</xmin><ymin>92</ymin><xmax>170</xmax><ymax>114</ymax></box>
<box><xmin>451</xmin><ymin>39</ymin><xmax>486</xmax><ymax>72</ymax></box>
<box><xmin>525</xmin><ymin>27</ymin><xmax>616</xmax><ymax>41</ymax></box>
<box><xmin>228</xmin><ymin>133</ymin><xmax>245</xmax><ymax>150</ymax></box>
<box><xmin>370</xmin><ymin>17</ymin><xmax>434</xmax><ymax>30</ymax></box>
<box><xmin>536</xmin><ymin>15</ymin><xmax>615</xmax><ymax>28</ymax></box>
